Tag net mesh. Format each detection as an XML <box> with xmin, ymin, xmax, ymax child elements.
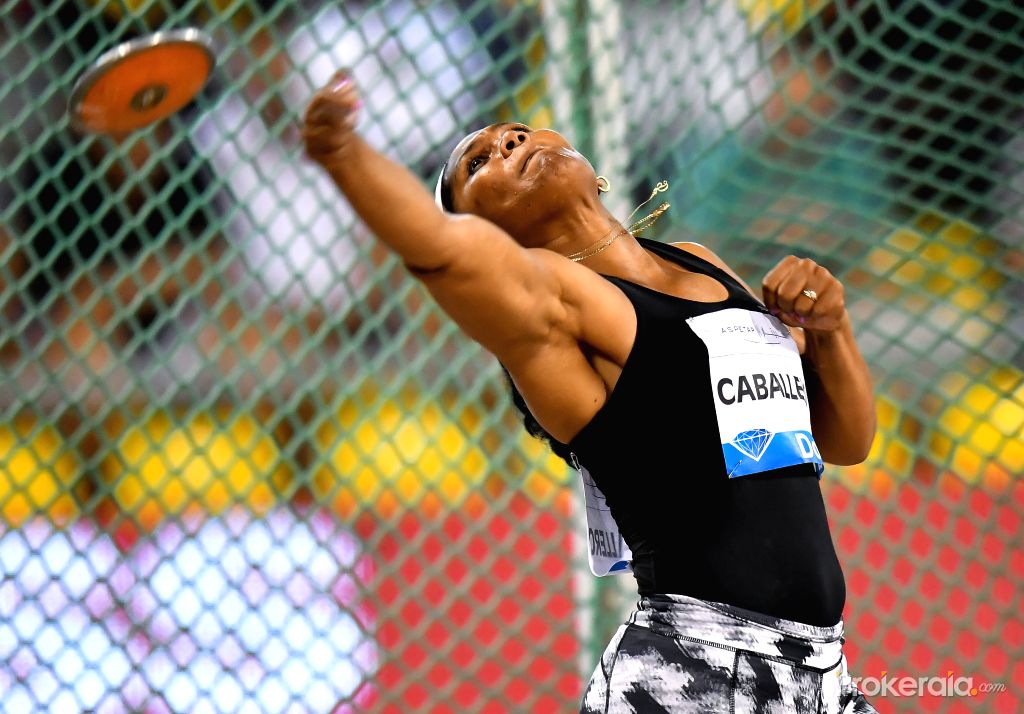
<box><xmin>1</xmin><ymin>1</ymin><xmax>1021</xmax><ymax>712</ymax></box>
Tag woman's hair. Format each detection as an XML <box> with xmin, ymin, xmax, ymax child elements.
<box><xmin>499</xmin><ymin>364</ymin><xmax>576</xmax><ymax>467</ymax></box>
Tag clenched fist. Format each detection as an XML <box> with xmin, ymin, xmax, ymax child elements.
<box><xmin>762</xmin><ymin>255</ymin><xmax>846</xmax><ymax>333</ymax></box>
<box><xmin>302</xmin><ymin>69</ymin><xmax>362</xmax><ymax>168</ymax></box>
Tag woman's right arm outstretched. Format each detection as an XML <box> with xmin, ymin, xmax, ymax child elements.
<box><xmin>301</xmin><ymin>72</ymin><xmax>624</xmax><ymax>391</ymax></box>
<box><xmin>304</xmin><ymin>72</ymin><xmax>470</xmax><ymax>273</ymax></box>
<box><xmin>301</xmin><ymin>72</ymin><xmax>564</xmax><ymax>354</ymax></box>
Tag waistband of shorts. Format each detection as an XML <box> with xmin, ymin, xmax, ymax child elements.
<box><xmin>632</xmin><ymin>593</ymin><xmax>845</xmax><ymax>671</ymax></box>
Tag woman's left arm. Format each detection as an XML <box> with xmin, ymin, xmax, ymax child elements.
<box><xmin>761</xmin><ymin>256</ymin><xmax>876</xmax><ymax>466</ymax></box>
<box><xmin>673</xmin><ymin>243</ymin><xmax>875</xmax><ymax>466</ymax></box>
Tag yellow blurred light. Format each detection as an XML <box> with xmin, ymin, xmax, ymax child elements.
<box><xmin>990</xmin><ymin>366</ymin><xmax>1023</xmax><ymax>393</ymax></box>
<box><xmin>524</xmin><ymin>471</ymin><xmax>556</xmax><ymax>505</ymax></box>
<box><xmin>963</xmin><ymin>384</ymin><xmax>998</xmax><ymax>415</ymax></box>
<box><xmin>419</xmin><ymin>446</ymin><xmax>444</xmax><ymax>481</ymax></box>
<box><xmin>968</xmin><ymin>423</ymin><xmax>1002</xmax><ymax>457</ymax></box>
<box><xmin>337</xmin><ymin>401</ymin><xmax>361</xmax><ymax>430</ymax></box>
<box><xmin>102</xmin><ymin>411</ymin><xmax>288</xmax><ymax>528</ymax></box>
<box><xmin>927</xmin><ymin>364</ymin><xmax>1024</xmax><ymax>482</ymax></box>
<box><xmin>84</xmin><ymin>0</ymin><xmax>163</xmax><ymax>23</ymax></box>
<box><xmin>377</xmin><ymin>399</ymin><xmax>402</xmax><ymax>434</ymax></box>
<box><xmin>738</xmin><ymin>0</ymin><xmax>827</xmax><ymax>33</ymax></box>
<box><xmin>884</xmin><ymin>440</ymin><xmax>912</xmax><ymax>474</ymax></box>
<box><xmin>438</xmin><ymin>424</ymin><xmax>466</xmax><ymax>460</ymax></box>
<box><xmin>920</xmin><ymin>243</ymin><xmax>951</xmax><ymax>264</ymax></box>
<box><xmin>999</xmin><ymin>439</ymin><xmax>1024</xmax><ymax>474</ymax></box>
<box><xmin>924</xmin><ymin>274</ymin><xmax>955</xmax><ymax>297</ymax></box>
<box><xmin>354</xmin><ymin>421</ymin><xmax>380</xmax><ymax>455</ymax></box>
<box><xmin>831</xmin><ymin>462</ymin><xmax>868</xmax><ymax>494</ymax></box>
<box><xmin>991</xmin><ymin>399</ymin><xmax>1024</xmax><ymax>436</ymax></box>
<box><xmin>516</xmin><ymin>433</ymin><xmax>573</xmax><ymax>506</ymax></box>
<box><xmin>394</xmin><ymin>422</ymin><xmax>427</xmax><ymax>462</ymax></box>
<box><xmin>867</xmin><ymin>215</ymin><xmax>1006</xmax><ymax>310</ymax></box>
<box><xmin>928</xmin><ymin>432</ymin><xmax>953</xmax><ymax>462</ymax></box>
<box><xmin>0</xmin><ymin>418</ymin><xmax>80</xmax><ymax>526</ymax></box>
<box><xmin>395</xmin><ymin>470</ymin><xmax>424</xmax><ymax>505</ymax></box>
<box><xmin>865</xmin><ymin>432</ymin><xmax>885</xmax><ymax>464</ymax></box>
<box><xmin>948</xmin><ymin>255</ymin><xmax>982</xmax><ymax>279</ymax></box>
<box><xmin>876</xmin><ymin>396</ymin><xmax>899</xmax><ymax>430</ymax></box>
<box><xmin>375</xmin><ymin>443</ymin><xmax>402</xmax><ymax>480</ymax></box>
<box><xmin>314</xmin><ymin>398</ymin><xmax>493</xmax><ymax>513</ymax></box>
<box><xmin>85</xmin><ymin>0</ymin><xmax>249</xmax><ymax>23</ymax></box>
<box><xmin>950</xmin><ymin>286</ymin><xmax>985</xmax><ymax>311</ymax></box>
<box><xmin>939</xmin><ymin>406</ymin><xmax>973</xmax><ymax>438</ymax></box>
<box><xmin>892</xmin><ymin>261</ymin><xmax>926</xmax><ymax>285</ymax></box>
<box><xmin>887</xmin><ymin>228</ymin><xmax>924</xmax><ymax>252</ymax></box>
<box><xmin>353</xmin><ymin>467</ymin><xmax>380</xmax><ymax>503</ymax></box>
<box><xmin>439</xmin><ymin>471</ymin><xmax>467</xmax><ymax>505</ymax></box>
<box><xmin>938</xmin><ymin>220</ymin><xmax>976</xmax><ymax>246</ymax></box>
<box><xmin>951</xmin><ymin>446</ymin><xmax>982</xmax><ymax>483</ymax></box>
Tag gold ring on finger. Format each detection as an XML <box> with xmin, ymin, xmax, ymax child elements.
<box><xmin>801</xmin><ymin>289</ymin><xmax>818</xmax><ymax>303</ymax></box>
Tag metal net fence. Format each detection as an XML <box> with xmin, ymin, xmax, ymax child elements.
<box><xmin>0</xmin><ymin>0</ymin><xmax>1021</xmax><ymax>712</ymax></box>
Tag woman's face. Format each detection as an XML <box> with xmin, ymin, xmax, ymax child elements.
<box><xmin>446</xmin><ymin>123</ymin><xmax>598</xmax><ymax>241</ymax></box>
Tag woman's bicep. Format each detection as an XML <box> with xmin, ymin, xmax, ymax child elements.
<box><xmin>411</xmin><ymin>215</ymin><xmax>572</xmax><ymax>357</ymax></box>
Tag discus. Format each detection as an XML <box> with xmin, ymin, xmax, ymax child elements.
<box><xmin>68</xmin><ymin>28</ymin><xmax>215</xmax><ymax>134</ymax></box>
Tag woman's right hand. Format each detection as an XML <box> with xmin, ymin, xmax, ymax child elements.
<box><xmin>302</xmin><ymin>69</ymin><xmax>362</xmax><ymax>168</ymax></box>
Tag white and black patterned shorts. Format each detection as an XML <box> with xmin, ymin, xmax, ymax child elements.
<box><xmin>581</xmin><ymin>593</ymin><xmax>879</xmax><ymax>713</ymax></box>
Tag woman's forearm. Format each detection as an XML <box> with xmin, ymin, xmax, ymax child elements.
<box><xmin>804</xmin><ymin>312</ymin><xmax>876</xmax><ymax>465</ymax></box>
<box><xmin>760</xmin><ymin>255</ymin><xmax>876</xmax><ymax>465</ymax></box>
<box><xmin>303</xmin><ymin>73</ymin><xmax>457</xmax><ymax>272</ymax></box>
<box><xmin>320</xmin><ymin>135</ymin><xmax>455</xmax><ymax>271</ymax></box>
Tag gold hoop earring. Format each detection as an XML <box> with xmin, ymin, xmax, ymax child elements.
<box><xmin>596</xmin><ymin>176</ymin><xmax>611</xmax><ymax>194</ymax></box>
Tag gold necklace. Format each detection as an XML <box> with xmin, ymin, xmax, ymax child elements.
<box><xmin>566</xmin><ymin>227</ymin><xmax>629</xmax><ymax>263</ymax></box>
<box><xmin>626</xmin><ymin>180</ymin><xmax>670</xmax><ymax>235</ymax></box>
<box><xmin>563</xmin><ymin>179</ymin><xmax>671</xmax><ymax>263</ymax></box>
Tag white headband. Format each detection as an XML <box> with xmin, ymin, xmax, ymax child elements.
<box><xmin>434</xmin><ymin>170</ymin><xmax>446</xmax><ymax>211</ymax></box>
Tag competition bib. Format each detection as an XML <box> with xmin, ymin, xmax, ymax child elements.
<box><xmin>572</xmin><ymin>455</ymin><xmax>633</xmax><ymax>576</ymax></box>
<box><xmin>685</xmin><ymin>308</ymin><xmax>824</xmax><ymax>479</ymax></box>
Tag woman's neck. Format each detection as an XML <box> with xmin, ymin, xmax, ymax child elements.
<box><xmin>533</xmin><ymin>198</ymin><xmax>620</xmax><ymax>252</ymax></box>
<box><xmin>524</xmin><ymin>197</ymin><xmax>664</xmax><ymax>279</ymax></box>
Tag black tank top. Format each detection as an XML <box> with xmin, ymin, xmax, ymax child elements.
<box><xmin>566</xmin><ymin>238</ymin><xmax>846</xmax><ymax>627</ymax></box>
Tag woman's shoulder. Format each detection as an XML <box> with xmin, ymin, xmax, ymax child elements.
<box><xmin>667</xmin><ymin>240</ymin><xmax>762</xmax><ymax>302</ymax></box>
<box><xmin>668</xmin><ymin>241</ymin><xmax>809</xmax><ymax>353</ymax></box>
<box><xmin>667</xmin><ymin>240</ymin><xmax>725</xmax><ymax>270</ymax></box>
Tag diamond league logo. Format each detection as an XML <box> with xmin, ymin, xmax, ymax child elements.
<box><xmin>730</xmin><ymin>428</ymin><xmax>775</xmax><ymax>461</ymax></box>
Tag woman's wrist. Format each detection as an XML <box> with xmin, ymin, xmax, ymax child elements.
<box><xmin>803</xmin><ymin>310</ymin><xmax>854</xmax><ymax>353</ymax></box>
<box><xmin>318</xmin><ymin>133</ymin><xmax>363</xmax><ymax>176</ymax></box>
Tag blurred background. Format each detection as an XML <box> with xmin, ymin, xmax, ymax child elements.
<box><xmin>0</xmin><ymin>0</ymin><xmax>1021</xmax><ymax>712</ymax></box>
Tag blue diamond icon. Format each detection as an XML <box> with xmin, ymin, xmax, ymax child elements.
<box><xmin>731</xmin><ymin>429</ymin><xmax>774</xmax><ymax>461</ymax></box>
